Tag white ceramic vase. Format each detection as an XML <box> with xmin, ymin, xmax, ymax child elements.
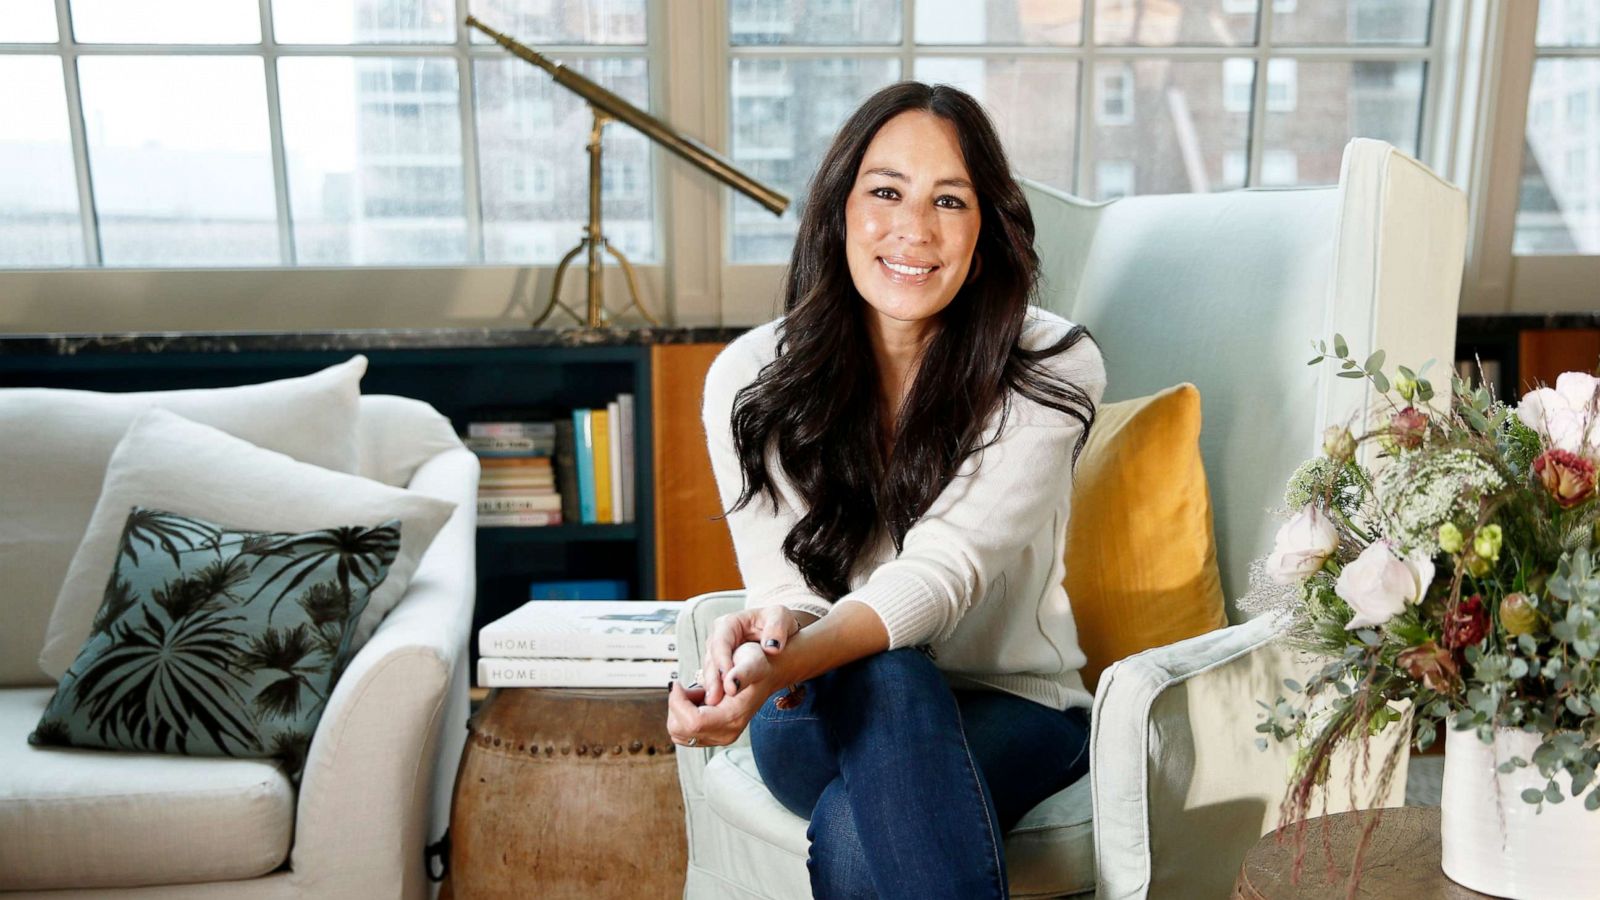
<box><xmin>1440</xmin><ymin>727</ymin><xmax>1600</xmax><ymax>898</ymax></box>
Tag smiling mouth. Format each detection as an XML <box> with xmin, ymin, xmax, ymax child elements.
<box><xmin>878</xmin><ymin>257</ymin><xmax>939</xmax><ymax>281</ymax></box>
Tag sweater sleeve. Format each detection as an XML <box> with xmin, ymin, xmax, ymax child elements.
<box><xmin>834</xmin><ymin>337</ymin><xmax>1107</xmax><ymax>649</ymax></box>
<box><xmin>701</xmin><ymin>334</ymin><xmax>835</xmax><ymax>621</ymax></box>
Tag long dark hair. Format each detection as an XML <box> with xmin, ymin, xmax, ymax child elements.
<box><xmin>727</xmin><ymin>81</ymin><xmax>1098</xmax><ymax>601</ymax></box>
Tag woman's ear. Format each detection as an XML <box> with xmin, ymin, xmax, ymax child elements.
<box><xmin>965</xmin><ymin>250</ymin><xmax>983</xmax><ymax>285</ymax></box>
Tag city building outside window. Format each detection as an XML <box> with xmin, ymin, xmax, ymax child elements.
<box><xmin>0</xmin><ymin>0</ymin><xmax>655</xmax><ymax>268</ymax></box>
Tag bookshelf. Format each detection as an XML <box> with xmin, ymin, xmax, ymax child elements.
<box><xmin>0</xmin><ymin>327</ymin><xmax>746</xmax><ymax>671</ymax></box>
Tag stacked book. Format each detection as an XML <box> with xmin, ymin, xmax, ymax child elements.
<box><xmin>571</xmin><ymin>393</ymin><xmax>635</xmax><ymax>525</ymax></box>
<box><xmin>466</xmin><ymin>420</ymin><xmax>563</xmax><ymax>527</ymax></box>
<box><xmin>476</xmin><ymin>600</ymin><xmax>684</xmax><ymax>688</ymax></box>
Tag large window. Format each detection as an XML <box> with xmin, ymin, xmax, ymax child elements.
<box><xmin>1516</xmin><ymin>0</ymin><xmax>1600</xmax><ymax>254</ymax></box>
<box><xmin>0</xmin><ymin>0</ymin><xmax>654</xmax><ymax>268</ymax></box>
<box><xmin>727</xmin><ymin>0</ymin><xmax>1439</xmax><ymax>264</ymax></box>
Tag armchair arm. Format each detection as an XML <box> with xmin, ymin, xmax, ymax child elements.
<box><xmin>288</xmin><ymin>447</ymin><xmax>478</xmax><ymax>899</ymax></box>
<box><xmin>1090</xmin><ymin>614</ymin><xmax>1409</xmax><ymax>900</ymax></box>
<box><xmin>673</xmin><ymin>591</ymin><xmax>749</xmax><ymax>796</ymax></box>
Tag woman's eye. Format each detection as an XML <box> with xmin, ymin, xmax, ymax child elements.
<box><xmin>936</xmin><ymin>195</ymin><xmax>968</xmax><ymax>209</ymax></box>
<box><xmin>871</xmin><ymin>187</ymin><xmax>899</xmax><ymax>200</ymax></box>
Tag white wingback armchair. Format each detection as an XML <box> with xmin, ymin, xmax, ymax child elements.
<box><xmin>674</xmin><ymin>139</ymin><xmax>1467</xmax><ymax>899</ymax></box>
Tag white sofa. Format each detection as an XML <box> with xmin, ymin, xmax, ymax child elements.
<box><xmin>673</xmin><ymin>139</ymin><xmax>1467</xmax><ymax>899</ymax></box>
<box><xmin>0</xmin><ymin>393</ymin><xmax>478</xmax><ymax>898</ymax></box>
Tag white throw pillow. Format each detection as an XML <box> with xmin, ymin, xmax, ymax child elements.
<box><xmin>0</xmin><ymin>356</ymin><xmax>367</xmax><ymax>686</ymax></box>
<box><xmin>39</xmin><ymin>408</ymin><xmax>457</xmax><ymax>680</ymax></box>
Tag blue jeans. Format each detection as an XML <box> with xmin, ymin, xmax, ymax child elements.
<box><xmin>749</xmin><ymin>648</ymin><xmax>1092</xmax><ymax>899</ymax></box>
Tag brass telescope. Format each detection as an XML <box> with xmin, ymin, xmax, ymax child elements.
<box><xmin>467</xmin><ymin>15</ymin><xmax>790</xmax><ymax>328</ymax></box>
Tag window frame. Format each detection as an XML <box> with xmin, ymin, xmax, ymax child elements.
<box><xmin>1483</xmin><ymin>0</ymin><xmax>1600</xmax><ymax>313</ymax></box>
<box><xmin>715</xmin><ymin>0</ymin><xmax>1450</xmax><ymax>322</ymax></box>
<box><xmin>0</xmin><ymin>0</ymin><xmax>1489</xmax><ymax>330</ymax></box>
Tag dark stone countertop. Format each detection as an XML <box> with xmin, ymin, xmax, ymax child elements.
<box><xmin>0</xmin><ymin>326</ymin><xmax>750</xmax><ymax>356</ymax></box>
<box><xmin>1457</xmin><ymin>313</ymin><xmax>1600</xmax><ymax>334</ymax></box>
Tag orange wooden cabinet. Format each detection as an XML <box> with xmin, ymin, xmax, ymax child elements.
<box><xmin>1519</xmin><ymin>328</ymin><xmax>1600</xmax><ymax>394</ymax></box>
<box><xmin>651</xmin><ymin>343</ymin><xmax>741</xmax><ymax>600</ymax></box>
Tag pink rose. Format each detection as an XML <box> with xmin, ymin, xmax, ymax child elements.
<box><xmin>1398</xmin><ymin>641</ymin><xmax>1461</xmax><ymax>694</ymax></box>
<box><xmin>1336</xmin><ymin>540</ymin><xmax>1436</xmax><ymax>630</ymax></box>
<box><xmin>1533</xmin><ymin>449</ymin><xmax>1597</xmax><ymax>509</ymax></box>
<box><xmin>1267</xmin><ymin>505</ymin><xmax>1340</xmax><ymax>585</ymax></box>
<box><xmin>1390</xmin><ymin>406</ymin><xmax>1429</xmax><ymax>450</ymax></box>
<box><xmin>1517</xmin><ymin>372</ymin><xmax>1600</xmax><ymax>457</ymax></box>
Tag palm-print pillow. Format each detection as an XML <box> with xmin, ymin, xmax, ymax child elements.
<box><xmin>31</xmin><ymin>507</ymin><xmax>402</xmax><ymax>776</ymax></box>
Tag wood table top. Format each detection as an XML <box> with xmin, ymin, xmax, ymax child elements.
<box><xmin>1233</xmin><ymin>807</ymin><xmax>1495</xmax><ymax>899</ymax></box>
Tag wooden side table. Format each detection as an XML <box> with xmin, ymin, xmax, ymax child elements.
<box><xmin>1233</xmin><ymin>808</ymin><xmax>1493</xmax><ymax>898</ymax></box>
<box><xmin>447</xmin><ymin>687</ymin><xmax>686</xmax><ymax>899</ymax></box>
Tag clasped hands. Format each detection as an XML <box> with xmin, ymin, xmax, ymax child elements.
<box><xmin>667</xmin><ymin>605</ymin><xmax>801</xmax><ymax>749</ymax></box>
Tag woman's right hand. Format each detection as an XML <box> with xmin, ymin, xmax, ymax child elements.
<box><xmin>699</xmin><ymin>605</ymin><xmax>804</xmax><ymax>706</ymax></box>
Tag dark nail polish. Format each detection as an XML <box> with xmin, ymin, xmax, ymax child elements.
<box><xmin>685</xmin><ymin>681</ymin><xmax>701</xmax><ymax>691</ymax></box>
<box><xmin>764</xmin><ymin>639</ymin><xmax>780</xmax><ymax>648</ymax></box>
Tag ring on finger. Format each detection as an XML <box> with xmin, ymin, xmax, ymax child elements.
<box><xmin>686</xmin><ymin>737</ymin><xmax>698</xmax><ymax>747</ymax></box>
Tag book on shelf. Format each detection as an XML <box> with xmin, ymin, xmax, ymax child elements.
<box><xmin>527</xmin><ymin>579</ymin><xmax>630</xmax><ymax>601</ymax></box>
<box><xmin>573</xmin><ymin>409</ymin><xmax>597</xmax><ymax>525</ymax></box>
<box><xmin>617</xmin><ymin>393</ymin><xmax>635</xmax><ymax>524</ymax></box>
<box><xmin>478</xmin><ymin>510</ymin><xmax>562</xmax><ymax>527</ymax></box>
<box><xmin>553</xmin><ymin>419</ymin><xmax>581</xmax><ymax>524</ymax></box>
<box><xmin>476</xmin><ymin>657</ymin><xmax>679</xmax><ymax>688</ymax></box>
<box><xmin>606</xmin><ymin>399</ymin><xmax>623</xmax><ymax>525</ymax></box>
<box><xmin>478</xmin><ymin>479</ymin><xmax>556</xmax><ymax>492</ymax></box>
<box><xmin>469</xmin><ymin>421</ymin><xmax>557</xmax><ymax>439</ymax></box>
<box><xmin>478</xmin><ymin>598</ymin><xmax>682</xmax><ymax>658</ymax></box>
<box><xmin>477</xmin><ymin>494</ymin><xmax>563</xmax><ymax>514</ymax></box>
<box><xmin>592</xmin><ymin>406</ymin><xmax>613</xmax><ymax>524</ymax></box>
<box><xmin>464</xmin><ymin>435</ymin><xmax>555</xmax><ymax>457</ymax></box>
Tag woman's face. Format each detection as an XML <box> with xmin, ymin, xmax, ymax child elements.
<box><xmin>844</xmin><ymin>110</ymin><xmax>981</xmax><ymax>332</ymax></box>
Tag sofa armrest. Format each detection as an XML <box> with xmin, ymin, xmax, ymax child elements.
<box><xmin>289</xmin><ymin>447</ymin><xmax>478</xmax><ymax>899</ymax></box>
<box><xmin>1090</xmin><ymin>614</ymin><xmax>1409</xmax><ymax>900</ymax></box>
<box><xmin>674</xmin><ymin>591</ymin><xmax>748</xmax><ymax>797</ymax></box>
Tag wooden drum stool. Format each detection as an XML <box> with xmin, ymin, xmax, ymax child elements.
<box><xmin>448</xmin><ymin>688</ymin><xmax>686</xmax><ymax>899</ymax></box>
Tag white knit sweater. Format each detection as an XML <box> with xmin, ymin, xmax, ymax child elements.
<box><xmin>701</xmin><ymin>307</ymin><xmax>1107</xmax><ymax>711</ymax></box>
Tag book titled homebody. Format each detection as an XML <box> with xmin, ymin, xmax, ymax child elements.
<box><xmin>477</xmin><ymin>600</ymin><xmax>684</xmax><ymax>660</ymax></box>
<box><xmin>476</xmin><ymin>657</ymin><xmax>679</xmax><ymax>688</ymax></box>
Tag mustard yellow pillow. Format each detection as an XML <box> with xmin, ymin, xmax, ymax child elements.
<box><xmin>1064</xmin><ymin>383</ymin><xmax>1226</xmax><ymax>693</ymax></box>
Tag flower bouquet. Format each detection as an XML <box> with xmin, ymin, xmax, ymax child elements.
<box><xmin>1253</xmin><ymin>334</ymin><xmax>1600</xmax><ymax>897</ymax></box>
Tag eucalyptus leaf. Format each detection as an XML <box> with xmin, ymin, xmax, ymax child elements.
<box><xmin>1364</xmin><ymin>350</ymin><xmax>1386</xmax><ymax>373</ymax></box>
<box><xmin>1372</xmin><ymin>371</ymin><xmax>1391</xmax><ymax>393</ymax></box>
<box><xmin>1522</xmin><ymin>788</ymin><xmax>1545</xmax><ymax>805</ymax></box>
<box><xmin>1335</xmin><ymin>334</ymin><xmax>1348</xmax><ymax>357</ymax></box>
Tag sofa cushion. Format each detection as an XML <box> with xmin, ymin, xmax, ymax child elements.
<box><xmin>0</xmin><ymin>687</ymin><xmax>294</xmax><ymax>891</ymax></box>
<box><xmin>34</xmin><ymin>505</ymin><xmax>401</xmax><ymax>772</ymax></box>
<box><xmin>356</xmin><ymin>394</ymin><xmax>468</xmax><ymax>488</ymax></box>
<box><xmin>0</xmin><ymin>357</ymin><xmax>367</xmax><ymax>687</ymax></box>
<box><xmin>705</xmin><ymin>746</ymin><xmax>1094</xmax><ymax>897</ymax></box>
<box><xmin>41</xmin><ymin>409</ymin><xmax>457</xmax><ymax>679</ymax></box>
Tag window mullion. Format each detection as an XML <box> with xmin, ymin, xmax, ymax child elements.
<box><xmin>908</xmin><ymin>2</ymin><xmax>917</xmax><ymax>73</ymax></box>
<box><xmin>1416</xmin><ymin>0</ymin><xmax>1451</xmax><ymax>173</ymax></box>
<box><xmin>457</xmin><ymin>0</ymin><xmax>484</xmax><ymax>264</ymax></box>
<box><xmin>1076</xmin><ymin>0</ymin><xmax>1095</xmax><ymax>197</ymax></box>
<box><xmin>55</xmin><ymin>0</ymin><xmax>101</xmax><ymax>266</ymax></box>
<box><xmin>259</xmin><ymin>0</ymin><xmax>293</xmax><ymax>265</ymax></box>
<box><xmin>1247</xmin><ymin>0</ymin><xmax>1275</xmax><ymax>188</ymax></box>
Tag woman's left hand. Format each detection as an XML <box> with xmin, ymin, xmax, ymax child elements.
<box><xmin>667</xmin><ymin>641</ymin><xmax>785</xmax><ymax>748</ymax></box>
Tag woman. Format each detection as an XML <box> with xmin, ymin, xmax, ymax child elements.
<box><xmin>667</xmin><ymin>81</ymin><xmax>1106</xmax><ymax>899</ymax></box>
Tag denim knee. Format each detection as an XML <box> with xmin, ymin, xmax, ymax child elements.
<box><xmin>806</xmin><ymin>778</ymin><xmax>875</xmax><ymax>900</ymax></box>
